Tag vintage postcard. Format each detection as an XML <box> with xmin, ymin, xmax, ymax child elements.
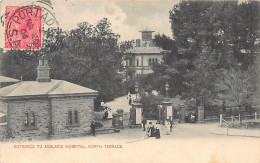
<box><xmin>0</xmin><ymin>0</ymin><xmax>260</xmax><ymax>162</ymax></box>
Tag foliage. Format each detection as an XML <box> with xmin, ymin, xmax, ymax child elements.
<box><xmin>140</xmin><ymin>94</ymin><xmax>164</xmax><ymax>119</ymax></box>
<box><xmin>149</xmin><ymin>1</ymin><xmax>260</xmax><ymax>109</ymax></box>
<box><xmin>215</xmin><ymin>67</ymin><xmax>257</xmax><ymax>108</ymax></box>
<box><xmin>0</xmin><ymin>18</ymin><xmax>128</xmax><ymax>107</ymax></box>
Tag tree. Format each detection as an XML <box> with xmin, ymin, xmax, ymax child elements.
<box><xmin>50</xmin><ymin>18</ymin><xmax>125</xmax><ymax>103</ymax></box>
<box><xmin>1</xmin><ymin>18</ymin><xmax>128</xmax><ymax>107</ymax></box>
<box><xmin>215</xmin><ymin>67</ymin><xmax>257</xmax><ymax>110</ymax></box>
<box><xmin>140</xmin><ymin>94</ymin><xmax>164</xmax><ymax>119</ymax></box>
<box><xmin>150</xmin><ymin>1</ymin><xmax>260</xmax><ymax>109</ymax></box>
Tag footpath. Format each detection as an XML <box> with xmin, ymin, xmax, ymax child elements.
<box><xmin>209</xmin><ymin>124</ymin><xmax>260</xmax><ymax>138</ymax></box>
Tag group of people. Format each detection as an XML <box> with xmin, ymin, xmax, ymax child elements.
<box><xmin>103</xmin><ymin>108</ymin><xmax>112</xmax><ymax>120</ymax></box>
<box><xmin>146</xmin><ymin>121</ymin><xmax>161</xmax><ymax>139</ymax></box>
<box><xmin>100</xmin><ymin>100</ymin><xmax>112</xmax><ymax>120</ymax></box>
<box><xmin>141</xmin><ymin>118</ymin><xmax>173</xmax><ymax>139</ymax></box>
<box><xmin>127</xmin><ymin>92</ymin><xmax>139</xmax><ymax>106</ymax></box>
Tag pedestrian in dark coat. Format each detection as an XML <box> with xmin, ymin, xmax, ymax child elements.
<box><xmin>147</xmin><ymin>122</ymin><xmax>151</xmax><ymax>137</ymax></box>
<box><xmin>150</xmin><ymin>123</ymin><xmax>155</xmax><ymax>137</ymax></box>
<box><xmin>129</xmin><ymin>96</ymin><xmax>132</xmax><ymax>105</ymax></box>
<box><xmin>90</xmin><ymin>121</ymin><xmax>96</xmax><ymax>136</ymax></box>
<box><xmin>155</xmin><ymin>122</ymin><xmax>160</xmax><ymax>139</ymax></box>
<box><xmin>141</xmin><ymin>119</ymin><xmax>147</xmax><ymax>131</ymax></box>
<box><xmin>103</xmin><ymin>110</ymin><xmax>108</xmax><ymax>120</ymax></box>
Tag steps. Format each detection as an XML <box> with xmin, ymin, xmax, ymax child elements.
<box><xmin>96</xmin><ymin>128</ymin><xmax>120</xmax><ymax>134</ymax></box>
<box><xmin>130</xmin><ymin>124</ymin><xmax>142</xmax><ymax>128</ymax></box>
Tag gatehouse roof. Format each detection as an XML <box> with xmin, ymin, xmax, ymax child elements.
<box><xmin>0</xmin><ymin>76</ymin><xmax>19</xmax><ymax>83</ymax></box>
<box><xmin>0</xmin><ymin>79</ymin><xmax>98</xmax><ymax>99</ymax></box>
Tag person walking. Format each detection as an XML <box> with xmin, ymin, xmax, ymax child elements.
<box><xmin>141</xmin><ymin>119</ymin><xmax>147</xmax><ymax>131</ymax></box>
<box><xmin>90</xmin><ymin>121</ymin><xmax>96</xmax><ymax>136</ymax></box>
<box><xmin>155</xmin><ymin>121</ymin><xmax>160</xmax><ymax>139</ymax></box>
<box><xmin>147</xmin><ymin>122</ymin><xmax>152</xmax><ymax>137</ymax></box>
<box><xmin>169</xmin><ymin>116</ymin><xmax>173</xmax><ymax>132</ymax></box>
<box><xmin>165</xmin><ymin>119</ymin><xmax>171</xmax><ymax>135</ymax></box>
<box><xmin>107</xmin><ymin>108</ymin><xmax>112</xmax><ymax>119</ymax></box>
<box><xmin>129</xmin><ymin>96</ymin><xmax>132</xmax><ymax>105</ymax></box>
<box><xmin>103</xmin><ymin>110</ymin><xmax>108</xmax><ymax>120</ymax></box>
<box><xmin>150</xmin><ymin>122</ymin><xmax>155</xmax><ymax>137</ymax></box>
<box><xmin>100</xmin><ymin>100</ymin><xmax>105</xmax><ymax>111</ymax></box>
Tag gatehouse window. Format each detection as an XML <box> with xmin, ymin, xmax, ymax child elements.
<box><xmin>67</xmin><ymin>110</ymin><xmax>80</xmax><ymax>127</ymax></box>
<box><xmin>24</xmin><ymin>113</ymin><xmax>29</xmax><ymax>126</ymax></box>
<box><xmin>31</xmin><ymin>113</ymin><xmax>36</xmax><ymax>127</ymax></box>
<box><xmin>74</xmin><ymin>111</ymin><xmax>78</xmax><ymax>124</ymax></box>
<box><xmin>68</xmin><ymin>111</ymin><xmax>73</xmax><ymax>125</ymax></box>
<box><xmin>23</xmin><ymin>112</ymin><xmax>37</xmax><ymax>130</ymax></box>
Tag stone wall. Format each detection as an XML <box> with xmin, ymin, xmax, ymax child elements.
<box><xmin>7</xmin><ymin>99</ymin><xmax>50</xmax><ymax>139</ymax></box>
<box><xmin>51</xmin><ymin>96</ymin><xmax>95</xmax><ymax>138</ymax></box>
<box><xmin>0</xmin><ymin>123</ymin><xmax>7</xmax><ymax>140</ymax></box>
<box><xmin>4</xmin><ymin>95</ymin><xmax>95</xmax><ymax>140</ymax></box>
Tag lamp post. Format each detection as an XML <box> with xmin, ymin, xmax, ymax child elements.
<box><xmin>161</xmin><ymin>81</ymin><xmax>172</xmax><ymax>123</ymax></box>
<box><xmin>130</xmin><ymin>82</ymin><xmax>143</xmax><ymax>127</ymax></box>
<box><xmin>135</xmin><ymin>83</ymin><xmax>139</xmax><ymax>100</ymax></box>
<box><xmin>165</xmin><ymin>82</ymin><xmax>169</xmax><ymax>98</ymax></box>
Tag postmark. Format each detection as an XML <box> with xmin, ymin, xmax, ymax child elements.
<box><xmin>5</xmin><ymin>6</ymin><xmax>42</xmax><ymax>50</ymax></box>
<box><xmin>3</xmin><ymin>1</ymin><xmax>63</xmax><ymax>59</ymax></box>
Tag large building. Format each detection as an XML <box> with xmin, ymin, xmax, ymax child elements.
<box><xmin>0</xmin><ymin>60</ymin><xmax>98</xmax><ymax>140</ymax></box>
<box><xmin>122</xmin><ymin>30</ymin><xmax>166</xmax><ymax>75</ymax></box>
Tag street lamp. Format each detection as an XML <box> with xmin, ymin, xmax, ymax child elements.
<box><xmin>135</xmin><ymin>83</ymin><xmax>139</xmax><ymax>100</ymax></box>
<box><xmin>165</xmin><ymin>82</ymin><xmax>169</xmax><ymax>98</ymax></box>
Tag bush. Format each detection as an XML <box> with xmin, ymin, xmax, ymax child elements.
<box><xmin>140</xmin><ymin>94</ymin><xmax>164</xmax><ymax>119</ymax></box>
<box><xmin>95</xmin><ymin>122</ymin><xmax>103</xmax><ymax>129</ymax></box>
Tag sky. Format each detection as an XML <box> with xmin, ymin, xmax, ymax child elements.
<box><xmin>0</xmin><ymin>0</ymin><xmax>180</xmax><ymax>47</ymax></box>
<box><xmin>52</xmin><ymin>0</ymin><xmax>179</xmax><ymax>41</ymax></box>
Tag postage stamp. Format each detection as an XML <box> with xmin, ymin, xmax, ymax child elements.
<box><xmin>5</xmin><ymin>6</ymin><xmax>42</xmax><ymax>50</ymax></box>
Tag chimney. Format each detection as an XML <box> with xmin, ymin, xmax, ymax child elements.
<box><xmin>36</xmin><ymin>59</ymin><xmax>51</xmax><ymax>82</ymax></box>
<box><xmin>136</xmin><ymin>39</ymin><xmax>141</xmax><ymax>47</ymax></box>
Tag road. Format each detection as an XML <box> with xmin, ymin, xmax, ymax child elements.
<box><xmin>1</xmin><ymin>123</ymin><xmax>260</xmax><ymax>163</ymax></box>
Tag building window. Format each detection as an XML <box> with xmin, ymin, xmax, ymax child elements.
<box><xmin>23</xmin><ymin>112</ymin><xmax>37</xmax><ymax>129</ymax></box>
<box><xmin>74</xmin><ymin>111</ymin><xmax>78</xmax><ymax>124</ymax></box>
<box><xmin>129</xmin><ymin>58</ymin><xmax>132</xmax><ymax>66</ymax></box>
<box><xmin>136</xmin><ymin>58</ymin><xmax>139</xmax><ymax>66</ymax></box>
<box><xmin>67</xmin><ymin>110</ymin><xmax>80</xmax><ymax>126</ymax></box>
<box><xmin>155</xmin><ymin>58</ymin><xmax>158</xmax><ymax>63</ymax></box>
<box><xmin>68</xmin><ymin>111</ymin><xmax>73</xmax><ymax>125</ymax></box>
<box><xmin>31</xmin><ymin>113</ymin><xmax>36</xmax><ymax>127</ymax></box>
<box><xmin>152</xmin><ymin>58</ymin><xmax>155</xmax><ymax>64</ymax></box>
<box><xmin>149</xmin><ymin>58</ymin><xmax>151</xmax><ymax>66</ymax></box>
<box><xmin>24</xmin><ymin>113</ymin><xmax>29</xmax><ymax>127</ymax></box>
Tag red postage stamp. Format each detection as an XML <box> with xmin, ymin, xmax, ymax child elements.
<box><xmin>5</xmin><ymin>6</ymin><xmax>42</xmax><ymax>50</ymax></box>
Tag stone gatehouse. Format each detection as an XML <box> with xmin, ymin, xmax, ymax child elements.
<box><xmin>0</xmin><ymin>60</ymin><xmax>98</xmax><ymax>140</ymax></box>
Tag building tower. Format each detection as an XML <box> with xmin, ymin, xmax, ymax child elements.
<box><xmin>135</xmin><ymin>29</ymin><xmax>155</xmax><ymax>47</ymax></box>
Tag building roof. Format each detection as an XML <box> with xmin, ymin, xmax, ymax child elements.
<box><xmin>139</xmin><ymin>30</ymin><xmax>155</xmax><ymax>33</ymax></box>
<box><xmin>0</xmin><ymin>79</ymin><xmax>98</xmax><ymax>99</ymax></box>
<box><xmin>127</xmin><ymin>47</ymin><xmax>165</xmax><ymax>54</ymax></box>
<box><xmin>0</xmin><ymin>76</ymin><xmax>19</xmax><ymax>83</ymax></box>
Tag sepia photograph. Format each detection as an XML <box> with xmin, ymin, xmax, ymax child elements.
<box><xmin>0</xmin><ymin>0</ymin><xmax>259</xmax><ymax>162</ymax></box>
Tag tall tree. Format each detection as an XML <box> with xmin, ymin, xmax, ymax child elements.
<box><xmin>1</xmin><ymin>18</ymin><xmax>127</xmax><ymax>106</ymax></box>
<box><xmin>150</xmin><ymin>1</ymin><xmax>260</xmax><ymax>109</ymax></box>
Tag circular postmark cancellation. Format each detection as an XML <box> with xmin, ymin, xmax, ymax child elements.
<box><xmin>5</xmin><ymin>6</ymin><xmax>42</xmax><ymax>50</ymax></box>
<box><xmin>5</xmin><ymin>2</ymin><xmax>63</xmax><ymax>59</ymax></box>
